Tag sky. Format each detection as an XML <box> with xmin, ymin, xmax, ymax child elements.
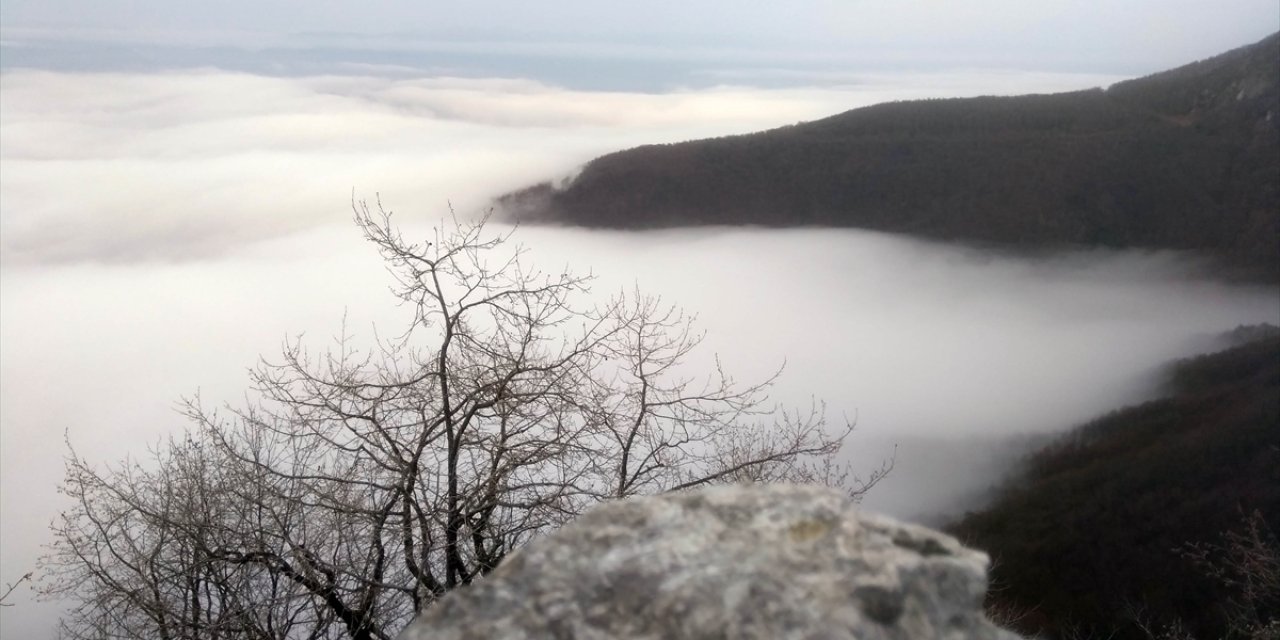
<box><xmin>2</xmin><ymin>1</ymin><xmax>1279</xmax><ymax>86</ymax></box>
<box><xmin>2</xmin><ymin>2</ymin><xmax>1279</xmax><ymax>637</ymax></box>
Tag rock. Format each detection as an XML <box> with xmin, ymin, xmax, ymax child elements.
<box><xmin>398</xmin><ymin>483</ymin><xmax>1022</xmax><ymax>640</ymax></box>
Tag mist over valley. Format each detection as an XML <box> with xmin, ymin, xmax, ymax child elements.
<box><xmin>2</xmin><ymin>11</ymin><xmax>1279</xmax><ymax>638</ymax></box>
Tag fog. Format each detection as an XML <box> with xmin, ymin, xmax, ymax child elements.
<box><xmin>3</xmin><ymin>68</ymin><xmax>1279</xmax><ymax>637</ymax></box>
<box><xmin>507</xmin><ymin>227</ymin><xmax>1279</xmax><ymax>522</ymax></box>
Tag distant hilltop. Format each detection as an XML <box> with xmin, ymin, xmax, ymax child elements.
<box><xmin>498</xmin><ymin>33</ymin><xmax>1279</xmax><ymax>281</ymax></box>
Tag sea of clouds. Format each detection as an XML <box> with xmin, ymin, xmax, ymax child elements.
<box><xmin>2</xmin><ymin>66</ymin><xmax>1278</xmax><ymax>636</ymax></box>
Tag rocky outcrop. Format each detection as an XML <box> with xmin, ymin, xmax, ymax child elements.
<box><xmin>398</xmin><ymin>484</ymin><xmax>1021</xmax><ymax>640</ymax></box>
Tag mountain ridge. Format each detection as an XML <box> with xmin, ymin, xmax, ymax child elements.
<box><xmin>947</xmin><ymin>329</ymin><xmax>1280</xmax><ymax>639</ymax></box>
<box><xmin>498</xmin><ymin>33</ymin><xmax>1280</xmax><ymax>281</ymax></box>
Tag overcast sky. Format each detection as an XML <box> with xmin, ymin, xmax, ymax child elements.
<box><xmin>2</xmin><ymin>1</ymin><xmax>1278</xmax><ymax>87</ymax></box>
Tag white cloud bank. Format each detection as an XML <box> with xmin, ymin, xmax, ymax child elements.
<box><xmin>1</xmin><ymin>68</ymin><xmax>1277</xmax><ymax>637</ymax></box>
<box><xmin>0</xmin><ymin>68</ymin><xmax>1126</xmax><ymax>265</ymax></box>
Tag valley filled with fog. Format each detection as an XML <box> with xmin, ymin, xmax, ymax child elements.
<box><xmin>2</xmin><ymin>68</ymin><xmax>1278</xmax><ymax>636</ymax></box>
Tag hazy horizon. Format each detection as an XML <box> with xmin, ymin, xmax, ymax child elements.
<box><xmin>3</xmin><ymin>1</ymin><xmax>1278</xmax><ymax>87</ymax></box>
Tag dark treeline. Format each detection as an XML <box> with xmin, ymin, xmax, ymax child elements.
<box><xmin>499</xmin><ymin>32</ymin><xmax>1279</xmax><ymax>281</ymax></box>
<box><xmin>948</xmin><ymin>330</ymin><xmax>1280</xmax><ymax>639</ymax></box>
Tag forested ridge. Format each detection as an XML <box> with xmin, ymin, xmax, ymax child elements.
<box><xmin>499</xmin><ymin>32</ymin><xmax>1280</xmax><ymax>281</ymax></box>
<box><xmin>948</xmin><ymin>330</ymin><xmax>1280</xmax><ymax>639</ymax></box>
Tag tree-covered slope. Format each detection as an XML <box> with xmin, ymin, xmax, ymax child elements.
<box><xmin>947</xmin><ymin>332</ymin><xmax>1280</xmax><ymax>639</ymax></box>
<box><xmin>499</xmin><ymin>33</ymin><xmax>1280</xmax><ymax>281</ymax></box>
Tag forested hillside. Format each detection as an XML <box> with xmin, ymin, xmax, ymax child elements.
<box><xmin>948</xmin><ymin>331</ymin><xmax>1280</xmax><ymax>639</ymax></box>
<box><xmin>499</xmin><ymin>33</ymin><xmax>1279</xmax><ymax>281</ymax></box>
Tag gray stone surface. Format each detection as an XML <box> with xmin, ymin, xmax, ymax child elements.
<box><xmin>398</xmin><ymin>483</ymin><xmax>1022</xmax><ymax>640</ymax></box>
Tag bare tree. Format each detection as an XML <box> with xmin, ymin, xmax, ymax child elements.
<box><xmin>1181</xmin><ymin>509</ymin><xmax>1280</xmax><ymax>640</ymax></box>
<box><xmin>1116</xmin><ymin>509</ymin><xmax>1280</xmax><ymax>640</ymax></box>
<box><xmin>42</xmin><ymin>201</ymin><xmax>883</xmax><ymax>640</ymax></box>
<box><xmin>0</xmin><ymin>571</ymin><xmax>32</xmax><ymax>607</ymax></box>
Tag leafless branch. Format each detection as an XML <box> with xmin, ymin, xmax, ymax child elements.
<box><xmin>42</xmin><ymin>198</ymin><xmax>879</xmax><ymax>640</ymax></box>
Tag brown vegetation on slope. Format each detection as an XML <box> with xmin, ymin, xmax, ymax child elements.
<box><xmin>949</xmin><ymin>333</ymin><xmax>1280</xmax><ymax>639</ymax></box>
<box><xmin>499</xmin><ymin>33</ymin><xmax>1280</xmax><ymax>281</ymax></box>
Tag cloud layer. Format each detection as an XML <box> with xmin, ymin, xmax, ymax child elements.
<box><xmin>3</xmin><ymin>68</ymin><xmax>1278</xmax><ymax>637</ymax></box>
<box><xmin>1</xmin><ymin>68</ymin><xmax>1136</xmax><ymax>266</ymax></box>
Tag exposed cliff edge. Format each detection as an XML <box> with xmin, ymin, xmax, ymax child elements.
<box><xmin>399</xmin><ymin>483</ymin><xmax>1022</xmax><ymax>640</ymax></box>
<box><xmin>498</xmin><ymin>33</ymin><xmax>1279</xmax><ymax>281</ymax></box>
